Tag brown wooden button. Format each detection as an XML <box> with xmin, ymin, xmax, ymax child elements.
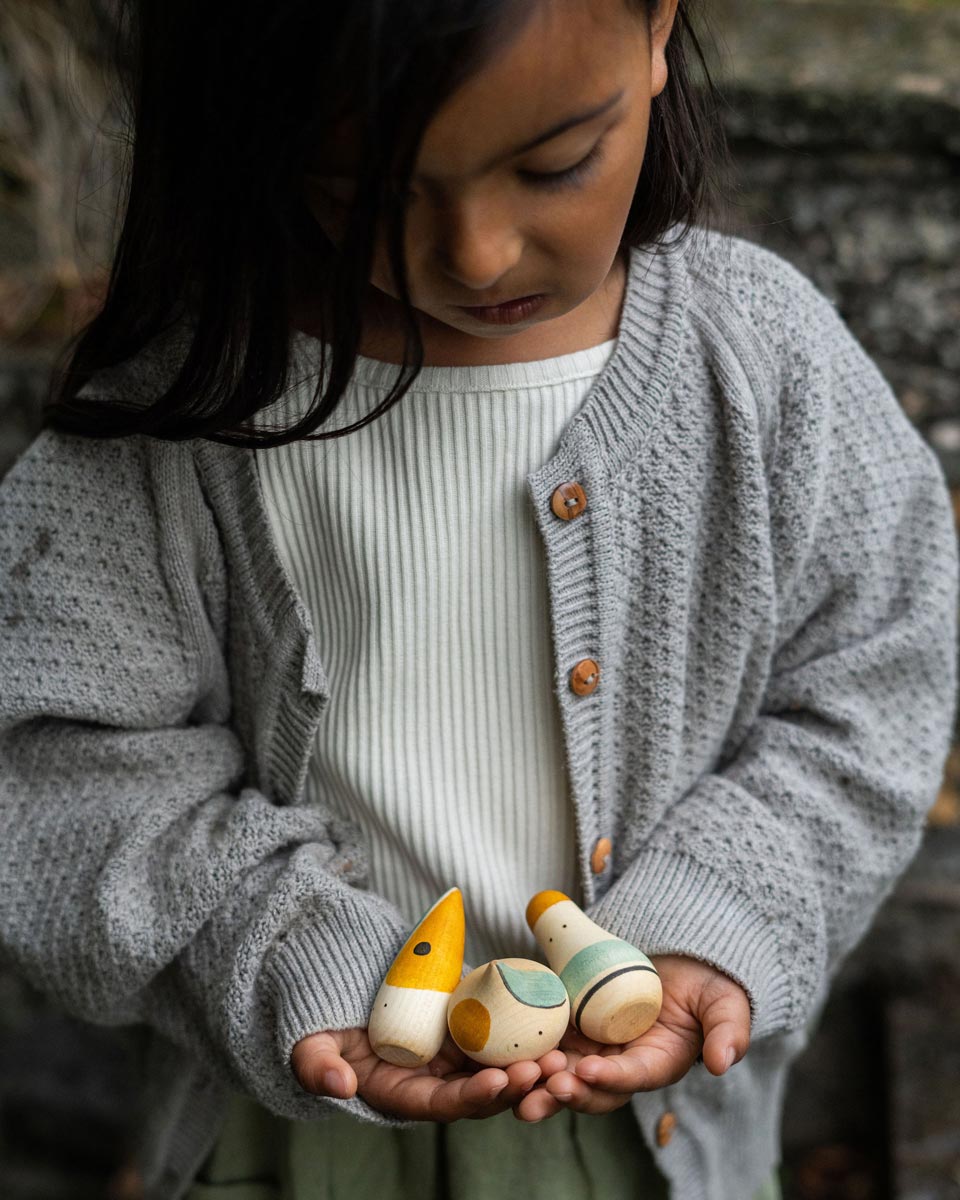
<box><xmin>550</xmin><ymin>481</ymin><xmax>587</xmax><ymax>521</ymax></box>
<box><xmin>569</xmin><ymin>657</ymin><xmax>600</xmax><ymax>695</ymax></box>
<box><xmin>590</xmin><ymin>837</ymin><xmax>612</xmax><ymax>874</ymax></box>
<box><xmin>655</xmin><ymin>1111</ymin><xmax>677</xmax><ymax>1147</ymax></box>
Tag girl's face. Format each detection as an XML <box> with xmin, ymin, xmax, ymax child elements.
<box><xmin>302</xmin><ymin>0</ymin><xmax>679</xmax><ymax>364</ymax></box>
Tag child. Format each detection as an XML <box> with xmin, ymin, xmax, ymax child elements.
<box><xmin>0</xmin><ymin>0</ymin><xmax>956</xmax><ymax>1196</ymax></box>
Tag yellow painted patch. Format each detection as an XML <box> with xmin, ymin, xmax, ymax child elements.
<box><xmin>449</xmin><ymin>998</ymin><xmax>491</xmax><ymax>1053</ymax></box>
<box><xmin>385</xmin><ymin>887</ymin><xmax>465</xmax><ymax>992</ymax></box>
<box><xmin>525</xmin><ymin>890</ymin><xmax>570</xmax><ymax>932</ymax></box>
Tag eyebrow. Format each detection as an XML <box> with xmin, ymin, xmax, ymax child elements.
<box><xmin>414</xmin><ymin>87</ymin><xmax>626</xmax><ymax>183</ymax></box>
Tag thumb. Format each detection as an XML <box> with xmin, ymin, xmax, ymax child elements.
<box><xmin>697</xmin><ymin>977</ymin><xmax>751</xmax><ymax>1077</ymax></box>
<box><xmin>290</xmin><ymin>1030</ymin><xmax>359</xmax><ymax>1099</ymax></box>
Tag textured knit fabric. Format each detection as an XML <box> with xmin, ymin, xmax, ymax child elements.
<box><xmin>255</xmin><ymin>339</ymin><xmax>617</xmax><ymax>965</ymax></box>
<box><xmin>0</xmin><ymin>227</ymin><xmax>957</xmax><ymax>1200</ymax></box>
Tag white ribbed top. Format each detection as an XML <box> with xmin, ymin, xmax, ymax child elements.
<box><xmin>255</xmin><ymin>336</ymin><xmax>617</xmax><ymax>964</ymax></box>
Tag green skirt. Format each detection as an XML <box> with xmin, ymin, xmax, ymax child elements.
<box><xmin>186</xmin><ymin>1091</ymin><xmax>782</xmax><ymax>1200</ymax></box>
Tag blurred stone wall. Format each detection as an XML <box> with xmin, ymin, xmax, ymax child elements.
<box><xmin>1</xmin><ymin>2</ymin><xmax>959</xmax><ymax>1199</ymax></box>
<box><xmin>706</xmin><ymin>4</ymin><xmax>960</xmax><ymax>1198</ymax></box>
<box><xmin>711</xmin><ymin>0</ymin><xmax>960</xmax><ymax>474</ymax></box>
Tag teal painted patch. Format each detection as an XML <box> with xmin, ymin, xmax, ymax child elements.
<box><xmin>560</xmin><ymin>939</ymin><xmax>654</xmax><ymax>1000</ymax></box>
<box><xmin>496</xmin><ymin>962</ymin><xmax>567</xmax><ymax>1008</ymax></box>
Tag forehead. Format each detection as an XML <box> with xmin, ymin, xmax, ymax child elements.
<box><xmin>323</xmin><ymin>0</ymin><xmax>648</xmax><ymax>180</ymax></box>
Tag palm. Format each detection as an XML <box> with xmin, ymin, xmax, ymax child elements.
<box><xmin>347</xmin><ymin>1028</ymin><xmax>484</xmax><ymax>1093</ymax></box>
<box><xmin>595</xmin><ymin>978</ymin><xmax>706</xmax><ymax>1080</ymax></box>
<box><xmin>514</xmin><ymin>954</ymin><xmax>751</xmax><ymax>1121</ymax></box>
<box><xmin>293</xmin><ymin>1026</ymin><xmax>565</xmax><ymax>1123</ymax></box>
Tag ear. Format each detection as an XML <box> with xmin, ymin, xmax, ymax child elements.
<box><xmin>649</xmin><ymin>0</ymin><xmax>681</xmax><ymax>99</ymax></box>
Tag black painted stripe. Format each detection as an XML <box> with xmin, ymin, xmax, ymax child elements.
<box><xmin>573</xmin><ymin>964</ymin><xmax>659</xmax><ymax>1032</ymax></box>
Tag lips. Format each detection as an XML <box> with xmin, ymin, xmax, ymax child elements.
<box><xmin>462</xmin><ymin>294</ymin><xmax>540</xmax><ymax>309</ymax></box>
<box><xmin>457</xmin><ymin>294</ymin><xmax>548</xmax><ymax>325</ymax></box>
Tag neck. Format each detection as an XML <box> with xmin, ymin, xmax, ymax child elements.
<box><xmin>290</xmin><ymin>248</ymin><xmax>628</xmax><ymax>368</ymax></box>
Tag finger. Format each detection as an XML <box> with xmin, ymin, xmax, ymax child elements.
<box><xmin>429</xmin><ymin>1067</ymin><xmax>514</xmax><ymax>1121</ymax></box>
<box><xmin>459</xmin><ymin>1059</ymin><xmax>543</xmax><ymax>1120</ymax></box>
<box><xmin>535</xmin><ymin>1048</ymin><xmax>568</xmax><ymax>1077</ymax></box>
<box><xmin>514</xmin><ymin>1084</ymin><xmax>566</xmax><ymax>1123</ymax></box>
<box><xmin>504</xmin><ymin>1058</ymin><xmax>542</xmax><ymax>1095</ymax></box>
<box><xmin>573</xmin><ymin>1051</ymin><xmax>633</xmax><ymax>1088</ymax></box>
<box><xmin>463</xmin><ymin>1060</ymin><xmax>541</xmax><ymax>1117</ymax></box>
<box><xmin>572</xmin><ymin>1039</ymin><xmax>696</xmax><ymax>1093</ymax></box>
<box><xmin>372</xmin><ymin>1065</ymin><xmax>510</xmax><ymax>1123</ymax></box>
<box><xmin>473</xmin><ymin>1049</ymin><xmax>568</xmax><ymax>1118</ymax></box>
<box><xmin>699</xmin><ymin>985</ymin><xmax>751</xmax><ymax>1076</ymax></box>
<box><xmin>544</xmin><ymin>1068</ymin><xmax>593</xmax><ymax>1107</ymax></box>
<box><xmin>545</xmin><ymin>1068</ymin><xmax>634</xmax><ymax>1116</ymax></box>
<box><xmin>291</xmin><ymin>1033</ymin><xmax>359</xmax><ymax>1099</ymax></box>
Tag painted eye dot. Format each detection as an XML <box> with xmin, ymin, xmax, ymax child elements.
<box><xmin>413</xmin><ymin>941</ymin><xmax>432</xmax><ymax>955</ymax></box>
<box><xmin>562</xmin><ymin>924</ymin><xmax>567</xmax><ymax>928</ymax></box>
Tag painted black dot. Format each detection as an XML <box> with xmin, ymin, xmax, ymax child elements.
<box><xmin>538</xmin><ymin>1031</ymin><xmax>543</xmax><ymax>1036</ymax></box>
<box><xmin>562</xmin><ymin>924</ymin><xmax>567</xmax><ymax>928</ymax></box>
<box><xmin>549</xmin><ymin>937</ymin><xmax>553</xmax><ymax>942</ymax></box>
<box><xmin>413</xmin><ymin>941</ymin><xmax>431</xmax><ymax>955</ymax></box>
<box><xmin>514</xmin><ymin>1043</ymin><xmax>519</xmax><ymax>1048</ymax></box>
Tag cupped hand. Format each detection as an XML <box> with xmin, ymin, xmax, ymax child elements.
<box><xmin>292</xmin><ymin>1026</ymin><xmax>568</xmax><ymax>1123</ymax></box>
<box><xmin>514</xmin><ymin>954</ymin><xmax>751</xmax><ymax>1121</ymax></box>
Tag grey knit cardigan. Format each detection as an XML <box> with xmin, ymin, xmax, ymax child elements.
<box><xmin>1</xmin><ymin>228</ymin><xmax>957</xmax><ymax>1200</ymax></box>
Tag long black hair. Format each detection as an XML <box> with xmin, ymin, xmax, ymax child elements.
<box><xmin>43</xmin><ymin>0</ymin><xmax>732</xmax><ymax>447</ymax></box>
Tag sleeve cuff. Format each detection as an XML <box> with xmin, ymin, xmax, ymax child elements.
<box><xmin>264</xmin><ymin>887</ymin><xmax>413</xmax><ymax>1126</ymax></box>
<box><xmin>585</xmin><ymin>848</ymin><xmax>798</xmax><ymax>1040</ymax></box>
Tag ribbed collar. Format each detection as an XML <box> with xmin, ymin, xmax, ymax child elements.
<box><xmin>290</xmin><ymin>335</ymin><xmax>619</xmax><ymax>395</ymax></box>
<box><xmin>572</xmin><ymin>233</ymin><xmax>690</xmax><ymax>473</ymax></box>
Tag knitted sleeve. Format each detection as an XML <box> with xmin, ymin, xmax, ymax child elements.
<box><xmin>586</xmin><ymin>269</ymin><xmax>959</xmax><ymax>1042</ymax></box>
<box><xmin>0</xmin><ymin>428</ymin><xmax>409</xmax><ymax>1125</ymax></box>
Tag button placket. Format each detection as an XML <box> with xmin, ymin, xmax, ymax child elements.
<box><xmin>533</xmin><ymin>460</ymin><xmax>606</xmax><ymax>906</ymax></box>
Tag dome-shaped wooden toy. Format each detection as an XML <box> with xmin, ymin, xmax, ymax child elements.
<box><xmin>447</xmin><ymin>957</ymin><xmax>570</xmax><ymax>1067</ymax></box>
<box><xmin>526</xmin><ymin>890</ymin><xmax>661</xmax><ymax>1044</ymax></box>
<box><xmin>368</xmin><ymin>887</ymin><xmax>465</xmax><ymax>1067</ymax></box>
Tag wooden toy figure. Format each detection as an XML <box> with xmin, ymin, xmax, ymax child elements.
<box><xmin>368</xmin><ymin>887</ymin><xmax>465</xmax><ymax>1067</ymax></box>
<box><xmin>526</xmin><ymin>890</ymin><xmax>662</xmax><ymax>1044</ymax></box>
<box><xmin>447</xmin><ymin>958</ymin><xmax>570</xmax><ymax>1067</ymax></box>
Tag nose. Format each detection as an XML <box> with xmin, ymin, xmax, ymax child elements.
<box><xmin>430</xmin><ymin>196</ymin><xmax>524</xmax><ymax>297</ymax></box>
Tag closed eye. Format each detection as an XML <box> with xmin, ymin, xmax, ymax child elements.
<box><xmin>310</xmin><ymin>135</ymin><xmax>607</xmax><ymax>209</ymax></box>
<box><xmin>519</xmin><ymin>137</ymin><xmax>607</xmax><ymax>192</ymax></box>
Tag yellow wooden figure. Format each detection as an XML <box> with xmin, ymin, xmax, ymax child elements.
<box><xmin>368</xmin><ymin>887</ymin><xmax>465</xmax><ymax>1066</ymax></box>
<box><xmin>447</xmin><ymin>957</ymin><xmax>570</xmax><ymax>1067</ymax></box>
<box><xmin>526</xmin><ymin>890</ymin><xmax>662</xmax><ymax>1044</ymax></box>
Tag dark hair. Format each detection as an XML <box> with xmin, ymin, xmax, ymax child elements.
<box><xmin>43</xmin><ymin>0</ymin><xmax>731</xmax><ymax>447</ymax></box>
